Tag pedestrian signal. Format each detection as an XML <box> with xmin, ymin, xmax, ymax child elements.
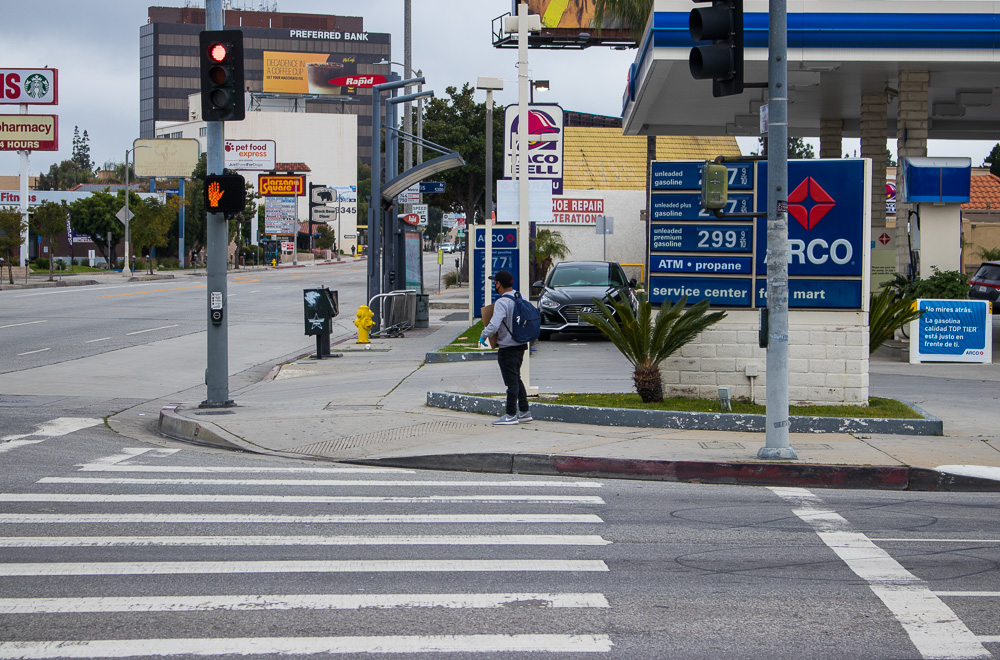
<box><xmin>204</xmin><ymin>174</ymin><xmax>246</xmax><ymax>215</ymax></box>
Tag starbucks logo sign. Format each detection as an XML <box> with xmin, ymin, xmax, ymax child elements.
<box><xmin>24</xmin><ymin>74</ymin><xmax>49</xmax><ymax>98</ymax></box>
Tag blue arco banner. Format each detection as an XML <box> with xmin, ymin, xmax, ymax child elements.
<box><xmin>472</xmin><ymin>226</ymin><xmax>520</xmax><ymax>315</ymax></box>
<box><xmin>647</xmin><ymin>158</ymin><xmax>869</xmax><ymax>309</ymax></box>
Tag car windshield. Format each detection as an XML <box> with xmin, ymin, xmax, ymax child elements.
<box><xmin>548</xmin><ymin>264</ymin><xmax>626</xmax><ymax>287</ymax></box>
<box><xmin>973</xmin><ymin>264</ymin><xmax>1000</xmax><ymax>281</ymax></box>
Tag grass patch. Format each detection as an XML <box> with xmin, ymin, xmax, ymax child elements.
<box><xmin>439</xmin><ymin>320</ymin><xmax>496</xmax><ymax>353</ymax></box>
<box><xmin>548</xmin><ymin>393</ymin><xmax>922</xmax><ymax>419</ymax></box>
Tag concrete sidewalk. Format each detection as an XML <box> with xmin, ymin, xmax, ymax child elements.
<box><xmin>155</xmin><ymin>279</ymin><xmax>1000</xmax><ymax>492</ymax></box>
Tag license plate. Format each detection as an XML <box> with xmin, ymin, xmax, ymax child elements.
<box><xmin>977</xmin><ymin>285</ymin><xmax>989</xmax><ymax>292</ymax></box>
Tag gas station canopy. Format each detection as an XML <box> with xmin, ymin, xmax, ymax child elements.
<box><xmin>623</xmin><ymin>1</ymin><xmax>1000</xmax><ymax>141</ymax></box>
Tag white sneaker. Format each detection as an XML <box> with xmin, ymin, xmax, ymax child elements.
<box><xmin>517</xmin><ymin>410</ymin><xmax>532</xmax><ymax>422</ymax></box>
<box><xmin>493</xmin><ymin>414</ymin><xmax>519</xmax><ymax>425</ymax></box>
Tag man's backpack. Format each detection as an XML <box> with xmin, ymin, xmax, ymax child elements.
<box><xmin>502</xmin><ymin>292</ymin><xmax>542</xmax><ymax>343</ymax></box>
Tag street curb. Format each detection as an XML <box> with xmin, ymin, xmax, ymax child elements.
<box><xmin>0</xmin><ymin>279</ymin><xmax>99</xmax><ymax>290</ymax></box>
<box><xmin>347</xmin><ymin>453</ymin><xmax>1000</xmax><ymax>492</ymax></box>
<box><xmin>157</xmin><ymin>405</ymin><xmax>262</xmax><ymax>453</ymax></box>
<box><xmin>426</xmin><ymin>391</ymin><xmax>944</xmax><ymax>436</ymax></box>
<box><xmin>424</xmin><ymin>351</ymin><xmax>497</xmax><ymax>363</ymax></box>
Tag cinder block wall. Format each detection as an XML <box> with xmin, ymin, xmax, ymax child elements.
<box><xmin>661</xmin><ymin>311</ymin><xmax>869</xmax><ymax>405</ymax></box>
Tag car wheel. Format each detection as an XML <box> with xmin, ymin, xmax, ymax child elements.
<box><xmin>539</xmin><ymin>331</ymin><xmax>552</xmax><ymax>341</ymax></box>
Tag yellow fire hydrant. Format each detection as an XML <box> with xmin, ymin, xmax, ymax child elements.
<box><xmin>354</xmin><ymin>305</ymin><xmax>374</xmax><ymax>344</ymax></box>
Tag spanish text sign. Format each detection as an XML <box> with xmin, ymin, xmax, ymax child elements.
<box><xmin>910</xmin><ymin>299</ymin><xmax>992</xmax><ymax>363</ymax></box>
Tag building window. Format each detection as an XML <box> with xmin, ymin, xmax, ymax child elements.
<box><xmin>199</xmin><ymin>127</ymin><xmax>207</xmax><ymax>137</ymax></box>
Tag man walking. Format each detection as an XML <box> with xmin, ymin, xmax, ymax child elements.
<box><xmin>480</xmin><ymin>270</ymin><xmax>532</xmax><ymax>425</ymax></box>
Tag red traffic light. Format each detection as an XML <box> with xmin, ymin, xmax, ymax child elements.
<box><xmin>208</xmin><ymin>43</ymin><xmax>228</xmax><ymax>62</ymax></box>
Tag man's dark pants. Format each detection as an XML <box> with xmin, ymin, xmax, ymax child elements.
<box><xmin>497</xmin><ymin>345</ymin><xmax>528</xmax><ymax>416</ymax></box>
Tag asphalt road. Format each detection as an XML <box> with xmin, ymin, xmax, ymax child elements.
<box><xmin>0</xmin><ymin>426</ymin><xmax>997</xmax><ymax>658</ymax></box>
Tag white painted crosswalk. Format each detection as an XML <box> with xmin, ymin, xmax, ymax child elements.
<box><xmin>0</xmin><ymin>447</ymin><xmax>616</xmax><ymax>657</ymax></box>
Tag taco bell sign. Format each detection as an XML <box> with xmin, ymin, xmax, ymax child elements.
<box><xmin>503</xmin><ymin>104</ymin><xmax>564</xmax><ymax>195</ymax></box>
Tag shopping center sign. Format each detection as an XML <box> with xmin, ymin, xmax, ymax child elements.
<box><xmin>258</xmin><ymin>174</ymin><xmax>306</xmax><ymax>196</ymax></box>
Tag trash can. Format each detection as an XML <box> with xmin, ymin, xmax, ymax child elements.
<box><xmin>415</xmin><ymin>293</ymin><xmax>429</xmax><ymax>328</ymax></box>
<box><xmin>303</xmin><ymin>287</ymin><xmax>339</xmax><ymax>358</ymax></box>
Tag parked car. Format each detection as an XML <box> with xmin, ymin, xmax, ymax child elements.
<box><xmin>439</xmin><ymin>243</ymin><xmax>455</xmax><ymax>253</ymax></box>
<box><xmin>533</xmin><ymin>261</ymin><xmax>637</xmax><ymax>340</ymax></box>
<box><xmin>968</xmin><ymin>260</ymin><xmax>1000</xmax><ymax>307</ymax></box>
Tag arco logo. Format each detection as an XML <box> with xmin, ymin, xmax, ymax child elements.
<box><xmin>788</xmin><ymin>177</ymin><xmax>835</xmax><ymax>231</ymax></box>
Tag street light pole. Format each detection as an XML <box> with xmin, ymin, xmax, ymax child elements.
<box><xmin>477</xmin><ymin>76</ymin><xmax>503</xmax><ymax>312</ymax></box>
<box><xmin>123</xmin><ymin>144</ymin><xmax>149</xmax><ymax>278</ymax></box>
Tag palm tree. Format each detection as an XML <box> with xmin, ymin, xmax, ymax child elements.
<box><xmin>530</xmin><ymin>228</ymin><xmax>570</xmax><ymax>286</ymax></box>
<box><xmin>582</xmin><ymin>293</ymin><xmax>727</xmax><ymax>403</ymax></box>
<box><xmin>868</xmin><ymin>287</ymin><xmax>923</xmax><ymax>353</ymax></box>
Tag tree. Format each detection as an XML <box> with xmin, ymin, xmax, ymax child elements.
<box><xmin>130</xmin><ymin>194</ymin><xmax>182</xmax><ymax>273</ymax></box>
<box><xmin>31</xmin><ymin>201</ymin><xmax>68</xmax><ymax>281</ymax></box>
<box><xmin>68</xmin><ymin>190</ymin><xmax>121</xmax><ymax>266</ymax></box>
<box><xmin>581</xmin><ymin>294</ymin><xmax>727</xmax><ymax>403</ymax></box>
<box><xmin>356</xmin><ymin>159</ymin><xmax>371</xmax><ymax>229</ymax></box>
<box><xmin>183</xmin><ymin>154</ymin><xmax>209</xmax><ymax>260</ymax></box>
<box><xmin>71</xmin><ymin>126</ymin><xmax>93</xmax><ymax>172</ymax></box>
<box><xmin>886</xmin><ymin>148</ymin><xmax>897</xmax><ymax>167</ymax></box>
<box><xmin>983</xmin><ymin>143</ymin><xmax>1000</xmax><ymax>178</ymax></box>
<box><xmin>314</xmin><ymin>224</ymin><xmax>336</xmax><ymax>252</ymax></box>
<box><xmin>0</xmin><ymin>207</ymin><xmax>28</xmax><ymax>284</ymax></box>
<box><xmin>420</xmin><ymin>83</ymin><xmax>505</xmax><ymax>225</ymax></box>
<box><xmin>530</xmin><ymin>228</ymin><xmax>570</xmax><ymax>285</ymax></box>
<box><xmin>753</xmin><ymin>137</ymin><xmax>816</xmax><ymax>158</ymax></box>
<box><xmin>37</xmin><ymin>159</ymin><xmax>95</xmax><ymax>190</ymax></box>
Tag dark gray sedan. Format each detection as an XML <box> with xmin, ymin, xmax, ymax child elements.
<box><xmin>533</xmin><ymin>261</ymin><xmax>637</xmax><ymax>340</ymax></box>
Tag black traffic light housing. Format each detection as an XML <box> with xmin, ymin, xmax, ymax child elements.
<box><xmin>199</xmin><ymin>30</ymin><xmax>245</xmax><ymax>121</ymax></box>
<box><xmin>204</xmin><ymin>173</ymin><xmax>247</xmax><ymax>216</ymax></box>
<box><xmin>689</xmin><ymin>0</ymin><xmax>743</xmax><ymax>98</ymax></box>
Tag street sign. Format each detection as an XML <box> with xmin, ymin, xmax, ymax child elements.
<box><xmin>224</xmin><ymin>139</ymin><xmax>276</xmax><ymax>171</ymax></box>
<box><xmin>281</xmin><ymin>241</ymin><xmax>295</xmax><ymax>252</ymax></box>
<box><xmin>311</xmin><ymin>186</ymin><xmax>338</xmax><ymax>204</ymax></box>
<box><xmin>401</xmin><ymin>213</ymin><xmax>420</xmax><ymax>226</ymax></box>
<box><xmin>397</xmin><ymin>185</ymin><xmax>420</xmax><ymax>204</ymax></box>
<box><xmin>115</xmin><ymin>206</ymin><xmax>133</xmax><ymax>226</ymax></box>
<box><xmin>312</xmin><ymin>207</ymin><xmax>336</xmax><ymax>222</ymax></box>
<box><xmin>419</xmin><ymin>181</ymin><xmax>445</xmax><ymax>194</ymax></box>
<box><xmin>413</xmin><ymin>203</ymin><xmax>429</xmax><ymax>226</ymax></box>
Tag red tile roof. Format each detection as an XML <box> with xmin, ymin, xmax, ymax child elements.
<box><xmin>964</xmin><ymin>173</ymin><xmax>1000</xmax><ymax>210</ymax></box>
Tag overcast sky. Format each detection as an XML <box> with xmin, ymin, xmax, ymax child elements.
<box><xmin>1</xmin><ymin>0</ymin><xmax>994</xmax><ymax>180</ymax></box>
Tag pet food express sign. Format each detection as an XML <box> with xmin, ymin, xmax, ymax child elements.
<box><xmin>648</xmin><ymin>159</ymin><xmax>870</xmax><ymax>309</ymax></box>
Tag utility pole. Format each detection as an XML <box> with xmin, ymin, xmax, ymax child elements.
<box><xmin>203</xmin><ymin>0</ymin><xmax>232</xmax><ymax>408</ymax></box>
<box><xmin>758</xmin><ymin>0</ymin><xmax>796</xmax><ymax>459</ymax></box>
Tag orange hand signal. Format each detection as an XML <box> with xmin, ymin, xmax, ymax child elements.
<box><xmin>208</xmin><ymin>180</ymin><xmax>224</xmax><ymax>208</ymax></box>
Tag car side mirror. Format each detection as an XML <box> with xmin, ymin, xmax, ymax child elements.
<box><xmin>629</xmin><ymin>278</ymin><xmax>637</xmax><ymax>288</ymax></box>
<box><xmin>532</xmin><ymin>280</ymin><xmax>544</xmax><ymax>289</ymax></box>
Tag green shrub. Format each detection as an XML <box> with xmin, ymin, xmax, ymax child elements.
<box><xmin>869</xmin><ymin>287</ymin><xmax>923</xmax><ymax>353</ymax></box>
<box><xmin>158</xmin><ymin>257</ymin><xmax>180</xmax><ymax>270</ymax></box>
<box><xmin>889</xmin><ymin>268</ymin><xmax>969</xmax><ymax>300</ymax></box>
<box><xmin>975</xmin><ymin>246</ymin><xmax>1000</xmax><ymax>261</ymax></box>
<box><xmin>33</xmin><ymin>257</ymin><xmax>49</xmax><ymax>270</ymax></box>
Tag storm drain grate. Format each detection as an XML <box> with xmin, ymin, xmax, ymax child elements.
<box><xmin>287</xmin><ymin>419</ymin><xmax>481</xmax><ymax>456</ymax></box>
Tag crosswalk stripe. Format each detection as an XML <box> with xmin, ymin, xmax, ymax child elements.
<box><xmin>0</xmin><ymin>534</ymin><xmax>613</xmax><ymax>548</ymax></box>
<box><xmin>0</xmin><ymin>418</ymin><xmax>102</xmax><ymax>443</ymax></box>
<box><xmin>0</xmin><ymin>559</ymin><xmax>610</xmax><ymax>576</ymax></box>
<box><xmin>0</xmin><ymin>493</ymin><xmax>605</xmax><ymax>505</ymax></box>
<box><xmin>39</xmin><ymin>477</ymin><xmax>604</xmax><ymax>488</ymax></box>
<box><xmin>0</xmin><ymin>634</ymin><xmax>614</xmax><ymax>657</ymax></box>
<box><xmin>935</xmin><ymin>591</ymin><xmax>1000</xmax><ymax>597</ymax></box>
<box><xmin>0</xmin><ymin>592</ymin><xmax>611</xmax><ymax>614</ymax></box>
<box><xmin>0</xmin><ymin>513</ymin><xmax>603</xmax><ymax>525</ymax></box>
<box><xmin>77</xmin><ymin>463</ymin><xmax>406</xmax><ymax>474</ymax></box>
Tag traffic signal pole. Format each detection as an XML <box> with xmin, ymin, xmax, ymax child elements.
<box><xmin>758</xmin><ymin>0</ymin><xmax>795</xmax><ymax>459</ymax></box>
<box><xmin>202</xmin><ymin>0</ymin><xmax>232</xmax><ymax>408</ymax></box>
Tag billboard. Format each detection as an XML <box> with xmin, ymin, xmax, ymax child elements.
<box><xmin>503</xmin><ymin>104</ymin><xmax>564</xmax><ymax>195</ymax></box>
<box><xmin>493</xmin><ymin>2</ymin><xmax>636</xmax><ymax>49</ymax></box>
<box><xmin>0</xmin><ymin>114</ymin><xmax>57</xmax><ymax>151</ymax></box>
<box><xmin>263</xmin><ymin>52</ymin><xmax>367</xmax><ymax>97</ymax></box>
<box><xmin>132</xmin><ymin>138</ymin><xmax>200</xmax><ymax>178</ymax></box>
<box><xmin>1</xmin><ymin>69</ymin><xmax>57</xmax><ymax>105</ymax></box>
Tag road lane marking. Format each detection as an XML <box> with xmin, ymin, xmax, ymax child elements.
<box><xmin>935</xmin><ymin>592</ymin><xmax>1000</xmax><ymax>598</ymax></box>
<box><xmin>0</xmin><ymin>634</ymin><xmax>614</xmax><ymax>657</ymax></box>
<box><xmin>102</xmin><ymin>285</ymin><xmax>205</xmax><ymax>297</ymax></box>
<box><xmin>0</xmin><ymin>493</ymin><xmax>605</xmax><ymax>504</ymax></box>
<box><xmin>125</xmin><ymin>324</ymin><xmax>179</xmax><ymax>335</ymax></box>
<box><xmin>0</xmin><ymin>534</ymin><xmax>612</xmax><ymax>548</ymax></box>
<box><xmin>0</xmin><ymin>513</ymin><xmax>604</xmax><ymax>525</ymax></box>
<box><xmin>39</xmin><ymin>477</ymin><xmax>603</xmax><ymax>488</ymax></box>
<box><xmin>0</xmin><ymin>559</ymin><xmax>609</xmax><ymax>576</ymax></box>
<box><xmin>871</xmin><ymin>538</ymin><xmax>1000</xmax><ymax>544</ymax></box>
<box><xmin>15</xmin><ymin>348</ymin><xmax>50</xmax><ymax>356</ymax></box>
<box><xmin>1</xmin><ymin>418</ymin><xmax>102</xmax><ymax>443</ymax></box>
<box><xmin>84</xmin><ymin>337</ymin><xmax>111</xmax><ymax>343</ymax></box>
<box><xmin>0</xmin><ymin>592</ymin><xmax>610</xmax><ymax>614</ymax></box>
<box><xmin>0</xmin><ymin>320</ymin><xmax>46</xmax><ymax>329</ymax></box>
<box><xmin>770</xmin><ymin>487</ymin><xmax>991</xmax><ymax>660</ymax></box>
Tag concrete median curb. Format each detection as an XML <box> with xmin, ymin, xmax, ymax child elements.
<box><xmin>157</xmin><ymin>404</ymin><xmax>264</xmax><ymax>453</ymax></box>
<box><xmin>425</xmin><ymin>392</ymin><xmax>944</xmax><ymax>436</ymax></box>
<box><xmin>348</xmin><ymin>453</ymin><xmax>1000</xmax><ymax>492</ymax></box>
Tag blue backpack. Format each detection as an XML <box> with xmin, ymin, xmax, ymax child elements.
<box><xmin>502</xmin><ymin>292</ymin><xmax>542</xmax><ymax>343</ymax></box>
